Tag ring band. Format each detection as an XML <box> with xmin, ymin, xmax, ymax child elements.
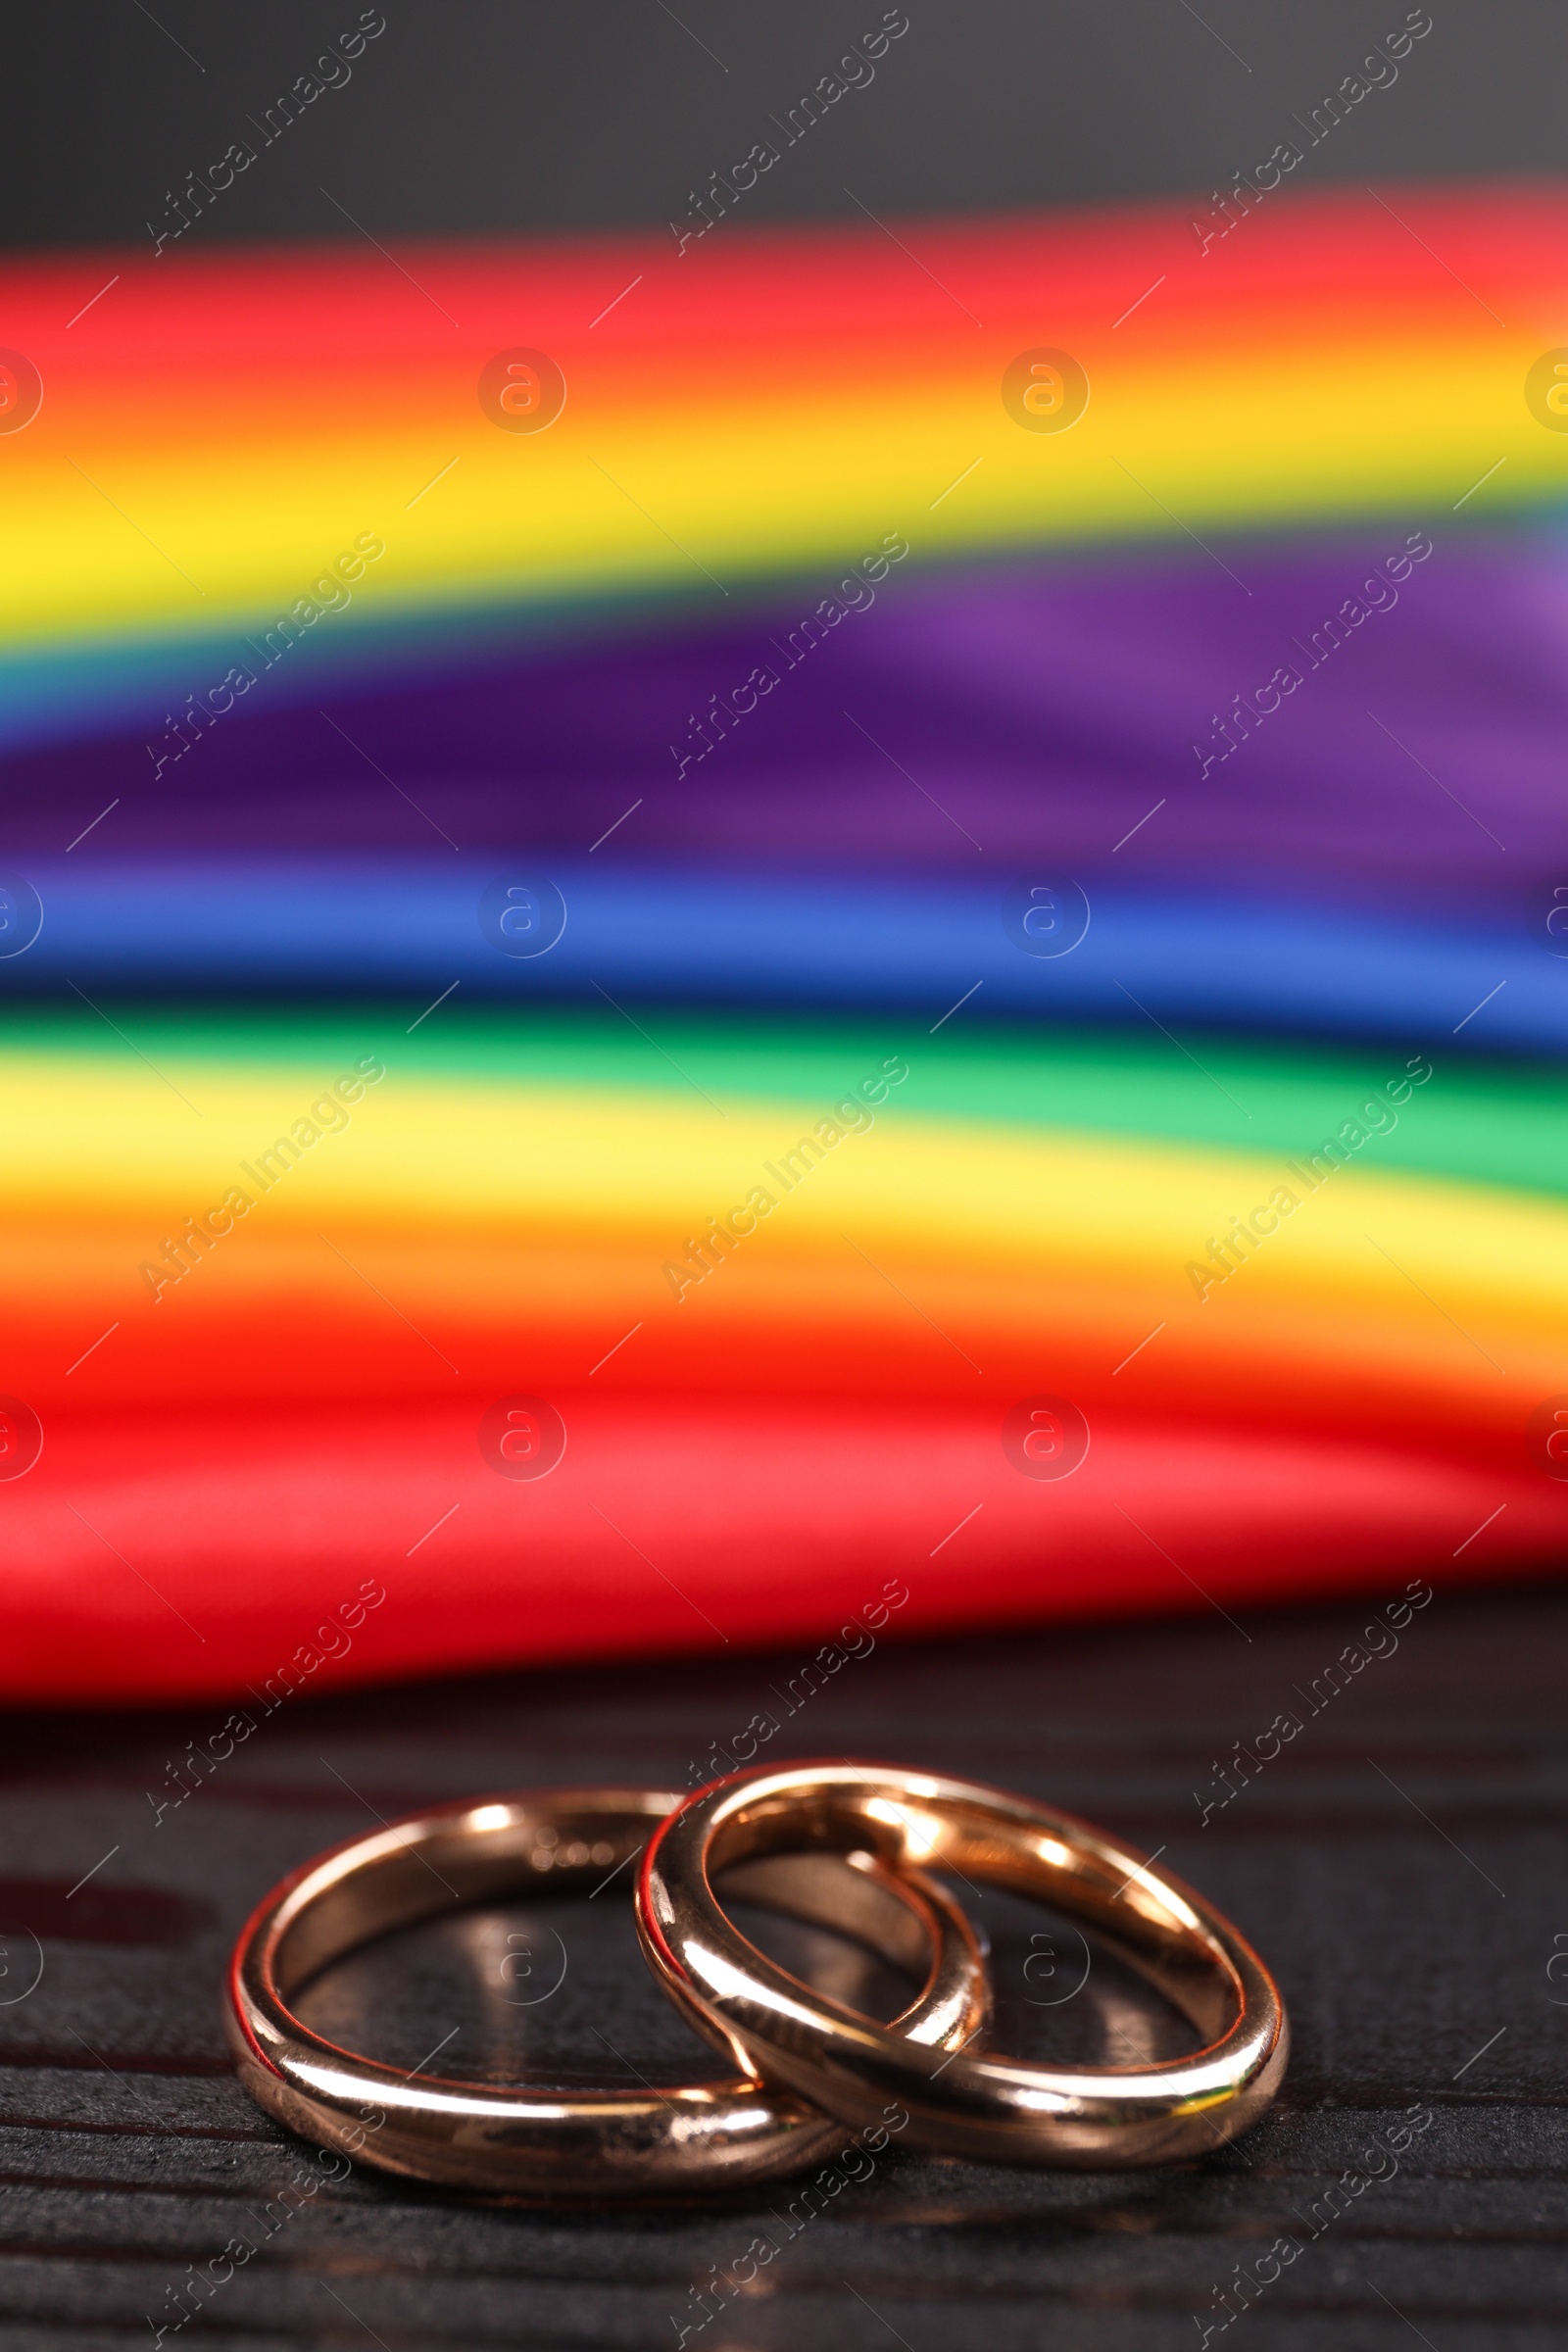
<box><xmin>637</xmin><ymin>1760</ymin><xmax>1289</xmax><ymax>2168</ymax></box>
<box><xmin>225</xmin><ymin>1787</ymin><xmax>988</xmax><ymax>2195</ymax></box>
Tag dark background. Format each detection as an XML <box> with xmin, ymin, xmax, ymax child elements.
<box><xmin>2</xmin><ymin>1</ymin><xmax>1562</xmax><ymax>254</ymax></box>
<box><xmin>3</xmin><ymin>1591</ymin><xmax>1566</xmax><ymax>2350</ymax></box>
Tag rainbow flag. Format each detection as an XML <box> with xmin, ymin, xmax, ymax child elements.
<box><xmin>2</xmin><ymin>182</ymin><xmax>1564</xmax><ymax>1698</ymax></box>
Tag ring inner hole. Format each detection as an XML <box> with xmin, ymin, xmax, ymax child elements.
<box><xmin>934</xmin><ymin>1881</ymin><xmax>1204</xmax><ymax>2070</ymax></box>
<box><xmin>706</xmin><ymin>1799</ymin><xmax>1231</xmax><ymax>2065</ymax></box>
<box><xmin>289</xmin><ymin>1851</ymin><xmax>928</xmax><ymax>2091</ymax></box>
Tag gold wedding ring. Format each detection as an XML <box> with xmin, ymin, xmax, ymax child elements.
<box><xmin>224</xmin><ymin>1787</ymin><xmax>987</xmax><ymax>2195</ymax></box>
<box><xmin>228</xmin><ymin>1762</ymin><xmax>1287</xmax><ymax>2190</ymax></box>
<box><xmin>637</xmin><ymin>1760</ymin><xmax>1288</xmax><ymax>2168</ymax></box>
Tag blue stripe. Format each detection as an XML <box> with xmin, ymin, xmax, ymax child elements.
<box><xmin>1</xmin><ymin>859</ymin><xmax>1555</xmax><ymax>1053</ymax></box>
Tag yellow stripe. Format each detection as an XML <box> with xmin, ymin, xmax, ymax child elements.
<box><xmin>5</xmin><ymin>337</ymin><xmax>1560</xmax><ymax>642</ymax></box>
<box><xmin>5</xmin><ymin>1057</ymin><xmax>1565</xmax><ymax>1349</ymax></box>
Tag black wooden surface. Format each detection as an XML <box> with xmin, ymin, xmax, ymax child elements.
<box><xmin>1</xmin><ymin>1581</ymin><xmax>1565</xmax><ymax>2350</ymax></box>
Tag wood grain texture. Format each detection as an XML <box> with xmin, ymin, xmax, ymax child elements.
<box><xmin>0</xmin><ymin>1582</ymin><xmax>1565</xmax><ymax>2349</ymax></box>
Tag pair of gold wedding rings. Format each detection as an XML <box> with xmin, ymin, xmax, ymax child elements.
<box><xmin>225</xmin><ymin>1758</ymin><xmax>1288</xmax><ymax>2195</ymax></box>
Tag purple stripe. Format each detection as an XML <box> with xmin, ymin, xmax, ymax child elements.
<box><xmin>5</xmin><ymin>528</ymin><xmax>1560</xmax><ymax>924</ymax></box>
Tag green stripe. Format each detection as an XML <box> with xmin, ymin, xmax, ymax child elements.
<box><xmin>4</xmin><ymin>1004</ymin><xmax>1564</xmax><ymax>1197</ymax></box>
